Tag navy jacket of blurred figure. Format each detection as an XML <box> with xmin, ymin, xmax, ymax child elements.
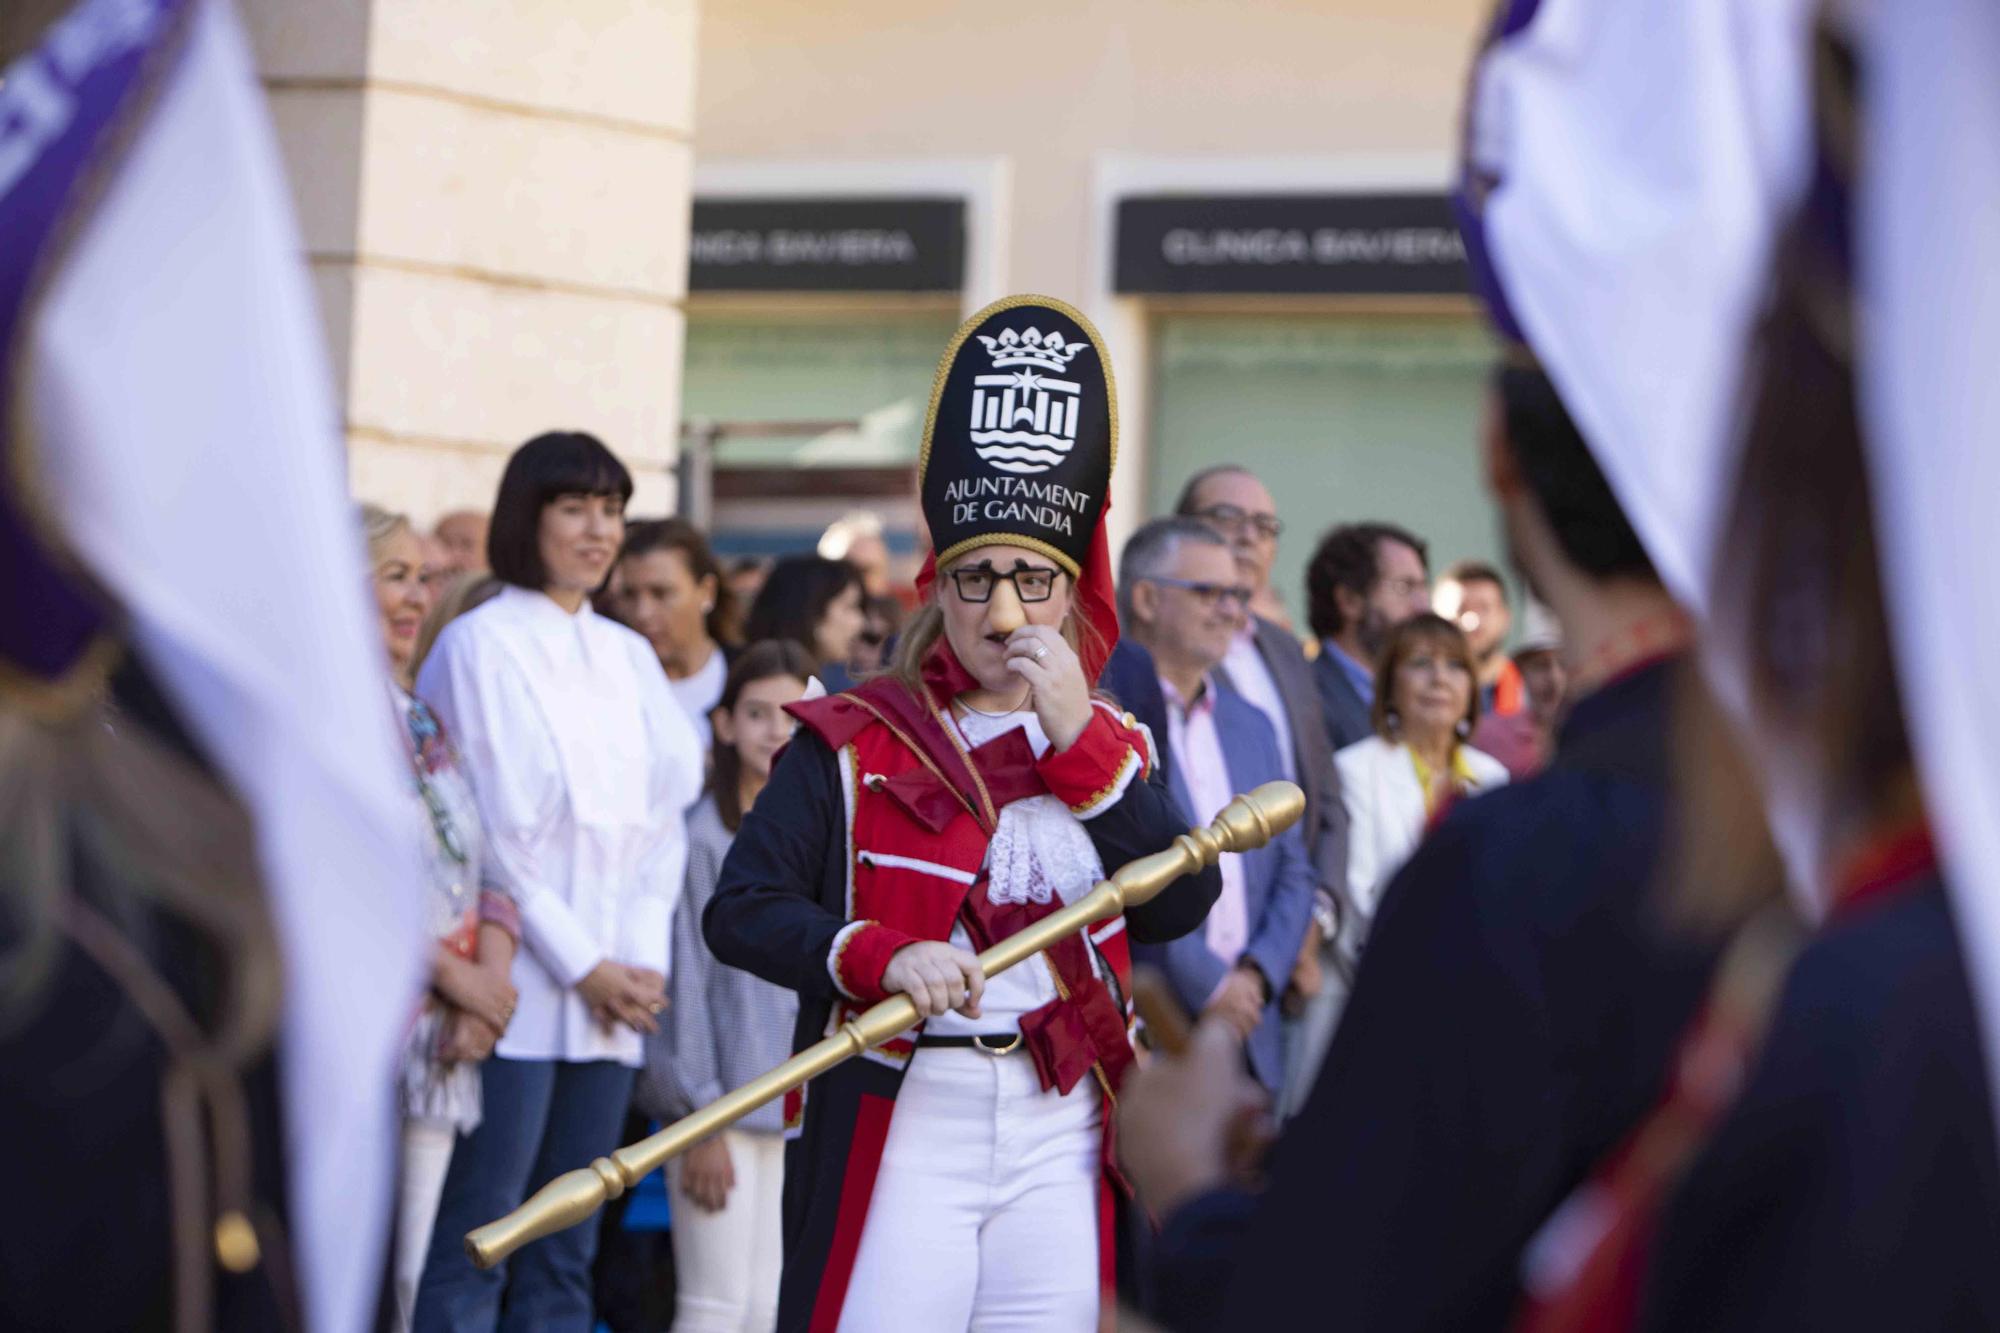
<box><xmin>1637</xmin><ymin>866</ymin><xmax>2000</xmax><ymax>1331</ymax></box>
<box><xmin>1135</xmin><ymin>677</ymin><xmax>1317</xmax><ymax>1095</ymax></box>
<box><xmin>1145</xmin><ymin>658</ymin><xmax>1720</xmax><ymax>1332</ymax></box>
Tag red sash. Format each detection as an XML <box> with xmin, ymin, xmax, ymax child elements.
<box><xmin>844</xmin><ymin>672</ymin><xmax>1138</xmax><ymax>1100</ymax></box>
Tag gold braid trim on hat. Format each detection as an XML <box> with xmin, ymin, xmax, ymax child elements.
<box><xmin>933</xmin><ymin>532</ymin><xmax>1082</xmax><ymax>580</ymax></box>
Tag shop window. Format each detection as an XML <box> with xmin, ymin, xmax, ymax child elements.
<box><xmin>682</xmin><ymin>312</ymin><xmax>958</xmax><ymax>468</ymax></box>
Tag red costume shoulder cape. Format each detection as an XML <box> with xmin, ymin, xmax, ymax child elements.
<box><xmin>774</xmin><ymin>646</ymin><xmax>1153</xmax><ymax>1333</ymax></box>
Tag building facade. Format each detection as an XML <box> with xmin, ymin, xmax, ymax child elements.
<box><xmin>244</xmin><ymin>0</ymin><xmax>702</xmax><ymax>520</ymax></box>
<box><xmin>689</xmin><ymin>0</ymin><xmax>1498</xmax><ymax>623</ymax></box>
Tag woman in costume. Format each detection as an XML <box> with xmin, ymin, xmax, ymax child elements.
<box><xmin>704</xmin><ymin>295</ymin><xmax>1223</xmax><ymax>1333</ymax></box>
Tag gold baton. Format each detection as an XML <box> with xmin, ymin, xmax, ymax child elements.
<box><xmin>465</xmin><ymin>779</ymin><xmax>1305</xmax><ymax>1268</ymax></box>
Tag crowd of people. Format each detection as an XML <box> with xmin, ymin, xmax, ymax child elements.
<box><xmin>354</xmin><ymin>382</ymin><xmax>1574</xmax><ymax>1333</ymax></box>
<box><xmin>13</xmin><ymin>0</ymin><xmax>2000</xmax><ymax>1330</ymax></box>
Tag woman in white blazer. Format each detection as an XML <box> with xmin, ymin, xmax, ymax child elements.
<box><xmin>1336</xmin><ymin>613</ymin><xmax>1509</xmax><ymax>959</ymax></box>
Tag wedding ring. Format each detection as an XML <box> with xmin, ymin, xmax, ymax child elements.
<box><xmin>648</xmin><ymin>1000</ymin><xmax>667</xmax><ymax>1014</ymax></box>
<box><xmin>1032</xmin><ymin>644</ymin><xmax>1048</xmax><ymax>661</ymax></box>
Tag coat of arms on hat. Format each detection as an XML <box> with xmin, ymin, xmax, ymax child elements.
<box><xmin>967</xmin><ymin>327</ymin><xmax>1094</xmax><ymax>475</ymax></box>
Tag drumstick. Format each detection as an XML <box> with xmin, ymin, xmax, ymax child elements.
<box><xmin>1132</xmin><ymin>966</ymin><xmax>1193</xmax><ymax>1057</ymax></box>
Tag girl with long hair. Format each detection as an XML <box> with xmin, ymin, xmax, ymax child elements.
<box><xmin>637</xmin><ymin>640</ymin><xmax>816</xmax><ymax>1332</ymax></box>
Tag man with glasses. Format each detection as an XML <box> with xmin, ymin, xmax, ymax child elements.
<box><xmin>1120</xmin><ymin>517</ymin><xmax>1316</xmax><ymax>1101</ymax></box>
<box><xmin>1176</xmin><ymin>465</ymin><xmax>1353</xmax><ymax>1116</ymax></box>
<box><xmin>1305</xmin><ymin>522</ymin><xmax>1432</xmax><ymax>754</ymax></box>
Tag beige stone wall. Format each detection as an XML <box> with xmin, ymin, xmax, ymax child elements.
<box><xmin>243</xmin><ymin>0</ymin><xmax>700</xmax><ymax>520</ymax></box>
<box><xmin>692</xmin><ymin>0</ymin><xmax>1487</xmax><ymax>535</ymax></box>
<box><xmin>695</xmin><ymin>0</ymin><xmax>1485</xmax><ymax>298</ymax></box>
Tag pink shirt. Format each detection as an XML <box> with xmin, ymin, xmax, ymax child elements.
<box><xmin>1221</xmin><ymin>623</ymin><xmax>1295</xmax><ymax>783</ymax></box>
<box><xmin>1161</xmin><ymin>673</ymin><xmax>1249</xmax><ymax>972</ymax></box>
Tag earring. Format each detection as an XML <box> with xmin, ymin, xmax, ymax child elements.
<box><xmin>1455</xmin><ymin>718</ymin><xmax>1471</xmax><ymax>739</ymax></box>
<box><xmin>702</xmin><ymin>601</ymin><xmax>714</xmax><ymax>614</ymax></box>
<box><xmin>1385</xmin><ymin>707</ymin><xmax>1401</xmax><ymax>736</ymax></box>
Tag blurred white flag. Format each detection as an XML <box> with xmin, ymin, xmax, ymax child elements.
<box><xmin>9</xmin><ymin>1</ymin><xmax>427</xmax><ymax>1328</ymax></box>
<box><xmin>1463</xmin><ymin>0</ymin><xmax>1817</xmax><ymax>611</ymax></box>
<box><xmin>1856</xmin><ymin>0</ymin><xmax>2000</xmax><ymax>1148</ymax></box>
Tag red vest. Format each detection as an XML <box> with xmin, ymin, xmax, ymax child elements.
<box><xmin>785</xmin><ymin>679</ymin><xmax>1151</xmax><ymax>1116</ymax></box>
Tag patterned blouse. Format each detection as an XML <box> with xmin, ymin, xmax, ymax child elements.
<box><xmin>392</xmin><ymin>683</ymin><xmax>519</xmax><ymax>1130</ymax></box>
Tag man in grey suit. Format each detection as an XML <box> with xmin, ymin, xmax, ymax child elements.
<box><xmin>1305</xmin><ymin>521</ymin><xmax>1433</xmax><ymax>755</ymax></box>
<box><xmin>1121</xmin><ymin>517</ymin><xmax>1317</xmax><ymax>1097</ymax></box>
<box><xmin>1175</xmin><ymin>465</ymin><xmax>1352</xmax><ymax>1114</ymax></box>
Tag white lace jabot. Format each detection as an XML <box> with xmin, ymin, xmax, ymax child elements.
<box><xmin>949</xmin><ymin>708</ymin><xmax>1105</xmax><ymax>908</ymax></box>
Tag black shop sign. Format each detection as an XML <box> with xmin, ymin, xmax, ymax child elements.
<box><xmin>1115</xmin><ymin>193</ymin><xmax>1469</xmax><ymax>296</ymax></box>
<box><xmin>690</xmin><ymin>198</ymin><xmax>965</xmax><ymax>292</ymax></box>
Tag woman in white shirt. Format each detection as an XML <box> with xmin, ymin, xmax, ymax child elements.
<box><xmin>1336</xmin><ymin>613</ymin><xmax>1509</xmax><ymax>962</ymax></box>
<box><xmin>411</xmin><ymin>433</ymin><xmax>702</xmax><ymax>1333</ymax></box>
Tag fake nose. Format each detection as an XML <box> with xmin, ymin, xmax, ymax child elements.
<box><xmin>986</xmin><ymin>579</ymin><xmax>1027</xmax><ymax>635</ymax></box>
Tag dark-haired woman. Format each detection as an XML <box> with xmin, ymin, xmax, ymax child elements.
<box><xmin>411</xmin><ymin>432</ymin><xmax>703</xmax><ymax>1333</ymax></box>
<box><xmin>637</xmin><ymin>640</ymin><xmax>815</xmax><ymax>1333</ymax></box>
<box><xmin>615</xmin><ymin>518</ymin><xmax>740</xmax><ymax>751</ymax></box>
<box><xmin>1335</xmin><ymin>612</ymin><xmax>1507</xmax><ymax>956</ymax></box>
<box><xmin>742</xmin><ymin>554</ymin><xmax>866</xmax><ymax>690</ymax></box>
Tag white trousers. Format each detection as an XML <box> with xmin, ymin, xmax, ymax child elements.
<box><xmin>395</xmin><ymin>1119</ymin><xmax>458</xmax><ymax>1333</ymax></box>
<box><xmin>668</xmin><ymin>1129</ymin><xmax>787</xmax><ymax>1333</ymax></box>
<box><xmin>837</xmin><ymin>1047</ymin><xmax>1102</xmax><ymax>1333</ymax></box>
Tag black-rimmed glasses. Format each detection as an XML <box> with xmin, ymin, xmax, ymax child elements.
<box><xmin>1146</xmin><ymin>575</ymin><xmax>1254</xmax><ymax>611</ymax></box>
<box><xmin>947</xmin><ymin>563</ymin><xmax>1062</xmax><ymax>604</ymax></box>
<box><xmin>1192</xmin><ymin>504</ymin><xmax>1284</xmax><ymax>540</ymax></box>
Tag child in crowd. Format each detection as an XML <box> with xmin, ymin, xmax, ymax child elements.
<box><xmin>638</xmin><ymin>640</ymin><xmax>815</xmax><ymax>1333</ymax></box>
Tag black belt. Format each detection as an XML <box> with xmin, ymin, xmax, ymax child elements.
<box><xmin>915</xmin><ymin>1032</ymin><xmax>1023</xmax><ymax>1056</ymax></box>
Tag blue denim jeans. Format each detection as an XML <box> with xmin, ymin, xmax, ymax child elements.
<box><xmin>412</xmin><ymin>1057</ymin><xmax>637</xmax><ymax>1333</ymax></box>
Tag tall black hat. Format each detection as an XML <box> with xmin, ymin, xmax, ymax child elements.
<box><xmin>918</xmin><ymin>295</ymin><xmax>1117</xmax><ymax>580</ymax></box>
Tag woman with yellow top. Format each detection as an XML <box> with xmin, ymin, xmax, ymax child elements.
<box><xmin>1334</xmin><ymin>613</ymin><xmax>1508</xmax><ymax>961</ymax></box>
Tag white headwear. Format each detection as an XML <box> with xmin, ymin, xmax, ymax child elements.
<box><xmin>1458</xmin><ymin>0</ymin><xmax>1823</xmax><ymax>891</ymax></box>
<box><xmin>1461</xmin><ymin>0</ymin><xmax>1818</xmax><ymax>613</ymax></box>
<box><xmin>12</xmin><ymin>2</ymin><xmax>426</xmax><ymax>1328</ymax></box>
<box><xmin>1854</xmin><ymin>0</ymin><xmax>2000</xmax><ymax>1145</ymax></box>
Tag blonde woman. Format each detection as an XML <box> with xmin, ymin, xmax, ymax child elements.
<box><xmin>358</xmin><ymin>504</ymin><xmax>521</xmax><ymax>1329</ymax></box>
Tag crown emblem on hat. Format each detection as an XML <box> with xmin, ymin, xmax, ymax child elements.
<box><xmin>976</xmin><ymin>326</ymin><xmax>1089</xmax><ymax>373</ymax></box>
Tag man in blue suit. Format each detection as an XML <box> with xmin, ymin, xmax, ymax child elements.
<box><xmin>1118</xmin><ymin>517</ymin><xmax>1317</xmax><ymax>1096</ymax></box>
